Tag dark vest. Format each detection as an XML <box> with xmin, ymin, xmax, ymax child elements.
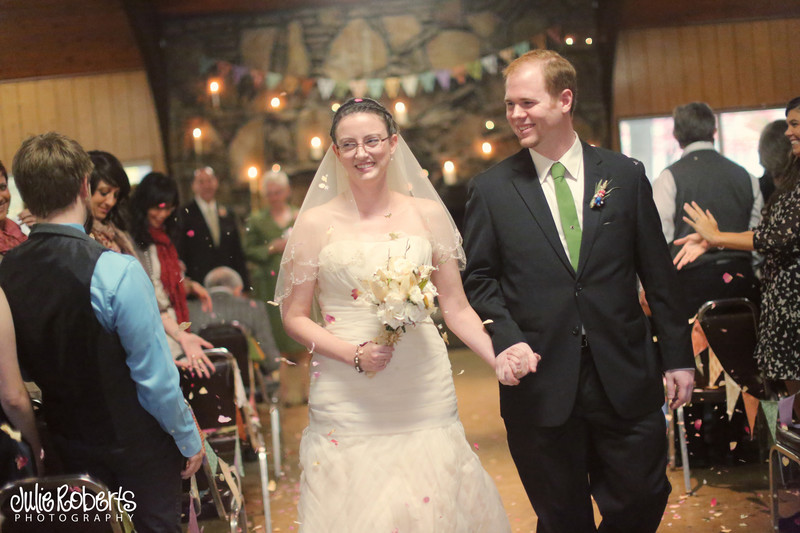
<box><xmin>668</xmin><ymin>149</ymin><xmax>754</xmax><ymax>267</ymax></box>
<box><xmin>0</xmin><ymin>224</ymin><xmax>166</xmax><ymax>447</ymax></box>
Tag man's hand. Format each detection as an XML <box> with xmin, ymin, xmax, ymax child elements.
<box><xmin>181</xmin><ymin>450</ymin><xmax>204</xmax><ymax>479</ymax></box>
<box><xmin>496</xmin><ymin>342</ymin><xmax>541</xmax><ymax>386</ymax></box>
<box><xmin>665</xmin><ymin>368</ymin><xmax>695</xmax><ymax>410</ymax></box>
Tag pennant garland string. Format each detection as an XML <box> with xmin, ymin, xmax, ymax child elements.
<box><xmin>198</xmin><ymin>35</ymin><xmax>547</xmax><ymax>102</ymax></box>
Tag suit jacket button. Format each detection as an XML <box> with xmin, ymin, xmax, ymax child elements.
<box><xmin>575</xmin><ymin>284</ymin><xmax>582</xmax><ymax>292</ymax></box>
<box><xmin>571</xmin><ymin>327</ymin><xmax>580</xmax><ymax>336</ymax></box>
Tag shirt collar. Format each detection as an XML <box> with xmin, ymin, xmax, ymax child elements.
<box><xmin>529</xmin><ymin>132</ymin><xmax>583</xmax><ymax>184</ymax></box>
<box><xmin>196</xmin><ymin>197</ymin><xmax>217</xmax><ymax>213</ymax></box>
<box><xmin>682</xmin><ymin>141</ymin><xmax>716</xmax><ymax>155</ymax></box>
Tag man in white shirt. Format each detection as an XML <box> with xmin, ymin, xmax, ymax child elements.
<box><xmin>653</xmin><ymin>102</ymin><xmax>762</xmax><ymax>320</ymax></box>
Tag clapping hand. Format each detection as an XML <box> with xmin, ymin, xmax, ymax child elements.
<box><xmin>682</xmin><ymin>202</ymin><xmax>721</xmax><ymax>245</ymax></box>
<box><xmin>496</xmin><ymin>342</ymin><xmax>541</xmax><ymax>386</ymax></box>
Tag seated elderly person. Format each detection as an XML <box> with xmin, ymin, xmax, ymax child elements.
<box><xmin>188</xmin><ymin>266</ymin><xmax>280</xmax><ymax>374</ymax></box>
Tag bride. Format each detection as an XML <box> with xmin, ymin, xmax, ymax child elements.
<box><xmin>278</xmin><ymin>98</ymin><xmax>536</xmax><ymax>531</ymax></box>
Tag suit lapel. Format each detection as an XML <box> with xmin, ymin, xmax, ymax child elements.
<box><xmin>577</xmin><ymin>143</ymin><xmax>603</xmax><ymax>277</ymax></box>
<box><xmin>509</xmin><ymin>150</ymin><xmax>575</xmax><ymax>275</ymax></box>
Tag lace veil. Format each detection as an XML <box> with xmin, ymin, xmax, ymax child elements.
<box><xmin>274</xmin><ymin>135</ymin><xmax>464</xmax><ymax>312</ymax></box>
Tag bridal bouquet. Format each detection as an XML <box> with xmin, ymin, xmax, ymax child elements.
<box><xmin>360</xmin><ymin>255</ymin><xmax>438</xmax><ymax>347</ymax></box>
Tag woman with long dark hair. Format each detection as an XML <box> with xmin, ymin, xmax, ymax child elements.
<box><xmin>130</xmin><ymin>172</ymin><xmax>214</xmax><ymax>375</ymax></box>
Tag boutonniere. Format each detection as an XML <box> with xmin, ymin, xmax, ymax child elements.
<box><xmin>590</xmin><ymin>179</ymin><xmax>619</xmax><ymax>209</ymax></box>
<box><xmin>218</xmin><ymin>206</ymin><xmax>228</xmax><ymax>217</ymax></box>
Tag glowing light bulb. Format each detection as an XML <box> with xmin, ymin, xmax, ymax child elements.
<box><xmin>485</xmin><ymin>120</ymin><xmax>495</xmax><ymax>130</ymax></box>
<box><xmin>272</xmin><ymin>164</ymin><xmax>281</xmax><ymax>173</ymax></box>
<box><xmin>270</xmin><ymin>97</ymin><xmax>282</xmax><ymax>109</ymax></box>
<box><xmin>481</xmin><ymin>142</ymin><xmax>493</xmax><ymax>155</ymax></box>
<box><xmin>585</xmin><ymin>37</ymin><xmax>593</xmax><ymax>45</ymax></box>
<box><xmin>247</xmin><ymin>166</ymin><xmax>259</xmax><ymax>179</ymax></box>
<box><xmin>310</xmin><ymin>136</ymin><xmax>323</xmax><ymax>160</ymax></box>
<box><xmin>565</xmin><ymin>37</ymin><xmax>574</xmax><ymax>46</ymax></box>
<box><xmin>331</xmin><ymin>103</ymin><xmax>341</xmax><ymax>112</ymax></box>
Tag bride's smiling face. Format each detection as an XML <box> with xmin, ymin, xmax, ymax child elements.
<box><xmin>333</xmin><ymin>112</ymin><xmax>397</xmax><ymax>183</ymax></box>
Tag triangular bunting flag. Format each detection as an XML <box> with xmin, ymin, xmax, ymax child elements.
<box><xmin>513</xmin><ymin>41</ymin><xmax>532</xmax><ymax>56</ymax></box>
<box><xmin>266</xmin><ymin>72</ymin><xmax>283</xmax><ymax>90</ymax></box>
<box><xmin>761</xmin><ymin>399</ymin><xmax>779</xmax><ymax>444</ymax></box>
<box><xmin>779</xmin><ymin>393</ymin><xmax>797</xmax><ymax>428</ymax></box>
<box><xmin>199</xmin><ymin>55</ymin><xmax>217</xmax><ymax>74</ymax></box>
<box><xmin>349</xmin><ymin>79</ymin><xmax>367</xmax><ymax>97</ymax></box>
<box><xmin>251</xmin><ymin>70</ymin><xmax>265</xmax><ymax>89</ymax></box>
<box><xmin>384</xmin><ymin>77</ymin><xmax>400</xmax><ymax>99</ymax></box>
<box><xmin>691</xmin><ymin>320</ymin><xmax>708</xmax><ymax>357</ymax></box>
<box><xmin>466</xmin><ymin>60</ymin><xmax>483</xmax><ymax>81</ymax></box>
<box><xmin>435</xmin><ymin>69</ymin><xmax>452</xmax><ymax>91</ymax></box>
<box><xmin>232</xmin><ymin>65</ymin><xmax>249</xmax><ymax>84</ymax></box>
<box><xmin>481</xmin><ymin>55</ymin><xmax>499</xmax><ymax>75</ymax></box>
<box><xmin>284</xmin><ymin>75</ymin><xmax>300</xmax><ymax>94</ymax></box>
<box><xmin>707</xmin><ymin>347</ymin><xmax>723</xmax><ymax>388</ymax></box>
<box><xmin>367</xmin><ymin>78</ymin><xmax>384</xmax><ymax>99</ymax></box>
<box><xmin>452</xmin><ymin>65</ymin><xmax>467</xmax><ymax>85</ymax></box>
<box><xmin>301</xmin><ymin>77</ymin><xmax>316</xmax><ymax>96</ymax></box>
<box><xmin>742</xmin><ymin>391</ymin><xmax>760</xmax><ymax>440</ymax></box>
<box><xmin>724</xmin><ymin>372</ymin><xmax>741</xmax><ymax>421</ymax></box>
<box><xmin>401</xmin><ymin>74</ymin><xmax>419</xmax><ymax>97</ymax></box>
<box><xmin>498</xmin><ymin>47</ymin><xmax>515</xmax><ymax>64</ymax></box>
<box><xmin>334</xmin><ymin>80</ymin><xmax>350</xmax><ymax>99</ymax></box>
<box><xmin>317</xmin><ymin>78</ymin><xmax>336</xmax><ymax>99</ymax></box>
<box><xmin>419</xmin><ymin>71</ymin><xmax>437</xmax><ymax>93</ymax></box>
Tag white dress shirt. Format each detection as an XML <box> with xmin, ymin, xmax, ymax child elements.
<box><xmin>652</xmin><ymin>141</ymin><xmax>763</xmax><ymax>243</ymax></box>
<box><xmin>196</xmin><ymin>197</ymin><xmax>221</xmax><ymax>247</ymax></box>
<box><xmin>528</xmin><ymin>132</ymin><xmax>585</xmax><ymax>261</ymax></box>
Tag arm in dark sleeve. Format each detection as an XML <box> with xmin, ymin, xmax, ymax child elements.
<box><xmin>461</xmin><ymin>179</ymin><xmax>526</xmax><ymax>355</ymax></box>
<box><xmin>632</xmin><ymin>166</ymin><xmax>694</xmax><ymax>371</ymax></box>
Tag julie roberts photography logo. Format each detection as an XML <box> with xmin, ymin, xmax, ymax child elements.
<box><xmin>7</xmin><ymin>483</ymin><xmax>135</xmax><ymax>524</ymax></box>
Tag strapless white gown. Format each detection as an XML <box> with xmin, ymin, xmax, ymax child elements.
<box><xmin>297</xmin><ymin>236</ymin><xmax>510</xmax><ymax>532</ymax></box>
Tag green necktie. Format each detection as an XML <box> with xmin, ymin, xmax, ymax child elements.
<box><xmin>551</xmin><ymin>161</ymin><xmax>581</xmax><ymax>271</ymax></box>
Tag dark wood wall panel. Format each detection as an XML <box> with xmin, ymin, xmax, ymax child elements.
<box><xmin>614</xmin><ymin>18</ymin><xmax>800</xmax><ymax>121</ymax></box>
<box><xmin>0</xmin><ymin>0</ymin><xmax>142</xmax><ymax>81</ymax></box>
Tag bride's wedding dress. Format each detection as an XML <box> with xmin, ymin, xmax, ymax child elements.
<box><xmin>297</xmin><ymin>235</ymin><xmax>510</xmax><ymax>532</ymax></box>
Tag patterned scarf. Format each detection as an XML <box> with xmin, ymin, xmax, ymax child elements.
<box><xmin>0</xmin><ymin>218</ymin><xmax>27</xmax><ymax>255</ymax></box>
<box><xmin>147</xmin><ymin>226</ymin><xmax>189</xmax><ymax>324</ymax></box>
<box><xmin>91</xmin><ymin>219</ymin><xmax>135</xmax><ymax>256</ymax></box>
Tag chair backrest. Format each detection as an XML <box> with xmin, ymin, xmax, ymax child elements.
<box><xmin>0</xmin><ymin>474</ymin><xmax>128</xmax><ymax>532</ymax></box>
<box><xmin>697</xmin><ymin>298</ymin><xmax>768</xmax><ymax>399</ymax></box>
<box><xmin>180</xmin><ymin>348</ymin><xmax>237</xmax><ymax>431</ymax></box>
<box><xmin>198</xmin><ymin>324</ymin><xmax>251</xmax><ymax>388</ymax></box>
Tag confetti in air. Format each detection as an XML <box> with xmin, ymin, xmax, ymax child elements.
<box><xmin>308</xmin><ymin>342</ymin><xmax>315</xmax><ymax>354</ymax></box>
<box><xmin>722</xmin><ymin>273</ymin><xmax>733</xmax><ymax>283</ymax></box>
<box><xmin>218</xmin><ymin>415</ymin><xmax>232</xmax><ymax>423</ymax></box>
<box><xmin>267</xmin><ymin>300</ymin><xmax>279</xmax><ymax>307</ymax></box>
<box><xmin>351</xmin><ymin>289</ymin><xmax>360</xmax><ymax>300</ymax></box>
<box><xmin>282</xmin><ymin>357</ymin><xmax>297</xmax><ymax>366</ymax></box>
<box><xmin>325</xmin><ymin>314</ymin><xmax>336</xmax><ymax>324</ymax></box>
<box><xmin>186</xmin><ymin>230</ymin><xmax>195</xmax><ymax>237</ymax></box>
<box><xmin>482</xmin><ymin>319</ymin><xmax>494</xmax><ymax>325</ymax></box>
<box><xmin>199</xmin><ymin>387</ymin><xmax>208</xmax><ymax>395</ymax></box>
<box><xmin>473</xmin><ymin>443</ymin><xmax>480</xmax><ymax>450</ymax></box>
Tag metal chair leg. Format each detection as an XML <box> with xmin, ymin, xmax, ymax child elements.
<box><xmin>676</xmin><ymin>405</ymin><xmax>692</xmax><ymax>493</ymax></box>
<box><xmin>270</xmin><ymin>401</ymin><xmax>283</xmax><ymax>478</ymax></box>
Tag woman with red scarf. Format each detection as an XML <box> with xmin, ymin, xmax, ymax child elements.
<box><xmin>130</xmin><ymin>172</ymin><xmax>214</xmax><ymax>374</ymax></box>
<box><xmin>0</xmin><ymin>161</ymin><xmax>26</xmax><ymax>262</ymax></box>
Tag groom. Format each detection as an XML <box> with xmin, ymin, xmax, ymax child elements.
<box><xmin>462</xmin><ymin>50</ymin><xmax>695</xmax><ymax>532</ymax></box>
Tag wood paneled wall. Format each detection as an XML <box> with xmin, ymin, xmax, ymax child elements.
<box><xmin>0</xmin><ymin>71</ymin><xmax>165</xmax><ymax>171</ymax></box>
<box><xmin>614</xmin><ymin>18</ymin><xmax>800</xmax><ymax>121</ymax></box>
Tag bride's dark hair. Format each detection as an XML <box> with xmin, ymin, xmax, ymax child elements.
<box><xmin>329</xmin><ymin>98</ymin><xmax>399</xmax><ymax>144</ymax></box>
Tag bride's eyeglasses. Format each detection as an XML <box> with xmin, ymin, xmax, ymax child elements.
<box><xmin>337</xmin><ymin>136</ymin><xmax>390</xmax><ymax>154</ymax></box>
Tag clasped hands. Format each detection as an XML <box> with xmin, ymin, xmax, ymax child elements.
<box><xmin>496</xmin><ymin>342</ymin><xmax>541</xmax><ymax>386</ymax></box>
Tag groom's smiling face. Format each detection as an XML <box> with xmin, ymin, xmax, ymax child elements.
<box><xmin>504</xmin><ymin>61</ymin><xmax>572</xmax><ymax>156</ymax></box>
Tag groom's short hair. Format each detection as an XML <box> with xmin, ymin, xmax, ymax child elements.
<box><xmin>503</xmin><ymin>50</ymin><xmax>578</xmax><ymax>115</ymax></box>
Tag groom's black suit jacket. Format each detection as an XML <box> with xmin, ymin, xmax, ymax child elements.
<box><xmin>463</xmin><ymin>143</ymin><xmax>693</xmax><ymax>428</ymax></box>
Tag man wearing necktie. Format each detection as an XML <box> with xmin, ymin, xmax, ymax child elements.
<box><xmin>462</xmin><ymin>50</ymin><xmax>695</xmax><ymax>532</ymax></box>
<box><xmin>177</xmin><ymin>167</ymin><xmax>250</xmax><ymax>291</ymax></box>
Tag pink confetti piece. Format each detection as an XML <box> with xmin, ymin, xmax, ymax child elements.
<box><xmin>312</xmin><ymin>361</ymin><xmax>320</xmax><ymax>367</ymax></box>
<box><xmin>158</xmin><ymin>202</ymin><xmax>167</xmax><ymax>208</ymax></box>
<box><xmin>186</xmin><ymin>230</ymin><xmax>195</xmax><ymax>237</ymax></box>
<box><xmin>710</xmin><ymin>497</ymin><xmax>718</xmax><ymax>507</ymax></box>
<box><xmin>473</xmin><ymin>443</ymin><xmax>480</xmax><ymax>450</ymax></box>
<box><xmin>325</xmin><ymin>314</ymin><xmax>336</xmax><ymax>324</ymax></box>
<box><xmin>351</xmin><ymin>289</ymin><xmax>360</xmax><ymax>300</ymax></box>
<box><xmin>330</xmin><ymin>439</ymin><xmax>338</xmax><ymax>446</ymax></box>
<box><xmin>694</xmin><ymin>419</ymin><xmax>702</xmax><ymax>430</ymax></box>
<box><xmin>423</xmin><ymin>497</ymin><xmax>430</xmax><ymax>503</ymax></box>
<box><xmin>270</xmin><ymin>270</ymin><xmax>276</xmax><ymax>276</ymax></box>
<box><xmin>218</xmin><ymin>415</ymin><xmax>231</xmax><ymax>423</ymax></box>
<box><xmin>15</xmin><ymin>455</ymin><xmax>28</xmax><ymax>470</ymax></box>
<box><xmin>313</xmin><ymin>371</ymin><xmax>320</xmax><ymax>379</ymax></box>
<box><xmin>249</xmin><ymin>300</ymin><xmax>257</xmax><ymax>308</ymax></box>
<box><xmin>722</xmin><ymin>273</ymin><xmax>733</xmax><ymax>283</ymax></box>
